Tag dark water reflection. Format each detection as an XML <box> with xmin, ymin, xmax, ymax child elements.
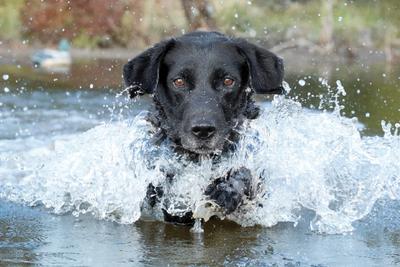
<box><xmin>1</xmin><ymin>201</ymin><xmax>400</xmax><ymax>266</ymax></box>
<box><xmin>0</xmin><ymin>58</ymin><xmax>124</xmax><ymax>91</ymax></box>
<box><xmin>285</xmin><ymin>60</ymin><xmax>400</xmax><ymax>135</ymax></box>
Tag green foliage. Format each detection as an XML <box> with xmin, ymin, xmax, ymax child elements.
<box><xmin>332</xmin><ymin>1</ymin><xmax>400</xmax><ymax>48</ymax></box>
<box><xmin>115</xmin><ymin>11</ymin><xmax>136</xmax><ymax>47</ymax></box>
<box><xmin>214</xmin><ymin>0</ymin><xmax>399</xmax><ymax>50</ymax></box>
<box><xmin>72</xmin><ymin>33</ymin><xmax>102</xmax><ymax>49</ymax></box>
<box><xmin>0</xmin><ymin>0</ymin><xmax>24</xmax><ymax>40</ymax></box>
<box><xmin>214</xmin><ymin>0</ymin><xmax>321</xmax><ymax>45</ymax></box>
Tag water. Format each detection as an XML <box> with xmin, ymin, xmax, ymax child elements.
<box><xmin>0</xmin><ymin>60</ymin><xmax>400</xmax><ymax>265</ymax></box>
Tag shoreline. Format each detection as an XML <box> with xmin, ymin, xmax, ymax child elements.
<box><xmin>0</xmin><ymin>45</ymin><xmax>141</xmax><ymax>64</ymax></box>
<box><xmin>0</xmin><ymin>43</ymin><xmax>393</xmax><ymax>67</ymax></box>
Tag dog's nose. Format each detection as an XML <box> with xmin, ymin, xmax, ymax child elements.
<box><xmin>191</xmin><ymin>125</ymin><xmax>216</xmax><ymax>139</ymax></box>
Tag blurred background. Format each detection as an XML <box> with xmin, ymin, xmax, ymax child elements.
<box><xmin>0</xmin><ymin>0</ymin><xmax>399</xmax><ymax>135</ymax></box>
<box><xmin>1</xmin><ymin>0</ymin><xmax>399</xmax><ymax>54</ymax></box>
<box><xmin>0</xmin><ymin>0</ymin><xmax>399</xmax><ymax>55</ymax></box>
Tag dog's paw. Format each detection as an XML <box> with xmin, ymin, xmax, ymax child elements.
<box><xmin>204</xmin><ymin>167</ymin><xmax>252</xmax><ymax>214</ymax></box>
<box><xmin>204</xmin><ymin>179</ymin><xmax>242</xmax><ymax>214</ymax></box>
<box><xmin>162</xmin><ymin>209</ymin><xmax>194</xmax><ymax>225</ymax></box>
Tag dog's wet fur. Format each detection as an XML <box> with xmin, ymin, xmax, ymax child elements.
<box><xmin>123</xmin><ymin>31</ymin><xmax>284</xmax><ymax>224</ymax></box>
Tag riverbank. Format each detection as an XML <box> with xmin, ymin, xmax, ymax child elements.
<box><xmin>0</xmin><ymin>41</ymin><xmax>394</xmax><ymax>69</ymax></box>
<box><xmin>0</xmin><ymin>44</ymin><xmax>141</xmax><ymax>65</ymax></box>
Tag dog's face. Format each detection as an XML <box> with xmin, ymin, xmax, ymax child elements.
<box><xmin>157</xmin><ymin>42</ymin><xmax>250</xmax><ymax>154</ymax></box>
<box><xmin>123</xmin><ymin>32</ymin><xmax>284</xmax><ymax>154</ymax></box>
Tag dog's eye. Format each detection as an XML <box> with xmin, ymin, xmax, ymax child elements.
<box><xmin>223</xmin><ymin>78</ymin><xmax>235</xmax><ymax>87</ymax></box>
<box><xmin>173</xmin><ymin>78</ymin><xmax>185</xmax><ymax>88</ymax></box>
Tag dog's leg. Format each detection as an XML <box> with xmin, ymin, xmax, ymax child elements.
<box><xmin>145</xmin><ymin>167</ymin><xmax>253</xmax><ymax>223</ymax></box>
<box><xmin>205</xmin><ymin>167</ymin><xmax>252</xmax><ymax>214</ymax></box>
<box><xmin>145</xmin><ymin>182</ymin><xmax>195</xmax><ymax>225</ymax></box>
<box><xmin>162</xmin><ymin>209</ymin><xmax>194</xmax><ymax>225</ymax></box>
<box><xmin>145</xmin><ymin>183</ymin><xmax>164</xmax><ymax>208</ymax></box>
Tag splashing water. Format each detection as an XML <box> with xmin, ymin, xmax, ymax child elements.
<box><xmin>190</xmin><ymin>219</ymin><xmax>204</xmax><ymax>234</ymax></box>
<box><xmin>0</xmin><ymin>83</ymin><xmax>399</xmax><ymax>234</ymax></box>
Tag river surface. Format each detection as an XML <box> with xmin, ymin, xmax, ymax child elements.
<box><xmin>0</xmin><ymin>56</ymin><xmax>400</xmax><ymax>266</ymax></box>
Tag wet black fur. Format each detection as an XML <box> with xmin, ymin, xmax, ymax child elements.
<box><xmin>123</xmin><ymin>31</ymin><xmax>284</xmax><ymax>224</ymax></box>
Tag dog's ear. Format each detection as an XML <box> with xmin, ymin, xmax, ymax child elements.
<box><xmin>123</xmin><ymin>39</ymin><xmax>175</xmax><ymax>98</ymax></box>
<box><xmin>234</xmin><ymin>39</ymin><xmax>284</xmax><ymax>94</ymax></box>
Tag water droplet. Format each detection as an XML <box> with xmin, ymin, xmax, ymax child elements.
<box><xmin>2</xmin><ymin>74</ymin><xmax>9</xmax><ymax>80</ymax></box>
<box><xmin>4</xmin><ymin>87</ymin><xmax>10</xmax><ymax>93</ymax></box>
<box><xmin>248</xmin><ymin>29</ymin><xmax>257</xmax><ymax>37</ymax></box>
<box><xmin>298</xmin><ymin>79</ymin><xmax>306</xmax><ymax>86</ymax></box>
<box><xmin>336</xmin><ymin>80</ymin><xmax>346</xmax><ymax>96</ymax></box>
<box><xmin>90</xmin><ymin>83</ymin><xmax>94</xmax><ymax>89</ymax></box>
<box><xmin>365</xmin><ymin>112</ymin><xmax>370</xmax><ymax>118</ymax></box>
<box><xmin>338</xmin><ymin>16</ymin><xmax>343</xmax><ymax>22</ymax></box>
<box><xmin>190</xmin><ymin>219</ymin><xmax>204</xmax><ymax>233</ymax></box>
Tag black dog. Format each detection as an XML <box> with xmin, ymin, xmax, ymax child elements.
<box><xmin>123</xmin><ymin>31</ymin><xmax>284</xmax><ymax>224</ymax></box>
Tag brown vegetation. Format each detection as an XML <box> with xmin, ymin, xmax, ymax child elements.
<box><xmin>0</xmin><ymin>0</ymin><xmax>398</xmax><ymax>60</ymax></box>
<box><xmin>21</xmin><ymin>0</ymin><xmax>143</xmax><ymax>47</ymax></box>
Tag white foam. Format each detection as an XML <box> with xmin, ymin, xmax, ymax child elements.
<box><xmin>0</xmin><ymin>95</ymin><xmax>399</xmax><ymax>234</ymax></box>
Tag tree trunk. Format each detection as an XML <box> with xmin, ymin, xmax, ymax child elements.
<box><xmin>180</xmin><ymin>0</ymin><xmax>217</xmax><ymax>31</ymax></box>
<box><xmin>320</xmin><ymin>0</ymin><xmax>334</xmax><ymax>53</ymax></box>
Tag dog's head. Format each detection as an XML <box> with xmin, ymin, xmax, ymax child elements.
<box><xmin>123</xmin><ymin>31</ymin><xmax>284</xmax><ymax>155</ymax></box>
